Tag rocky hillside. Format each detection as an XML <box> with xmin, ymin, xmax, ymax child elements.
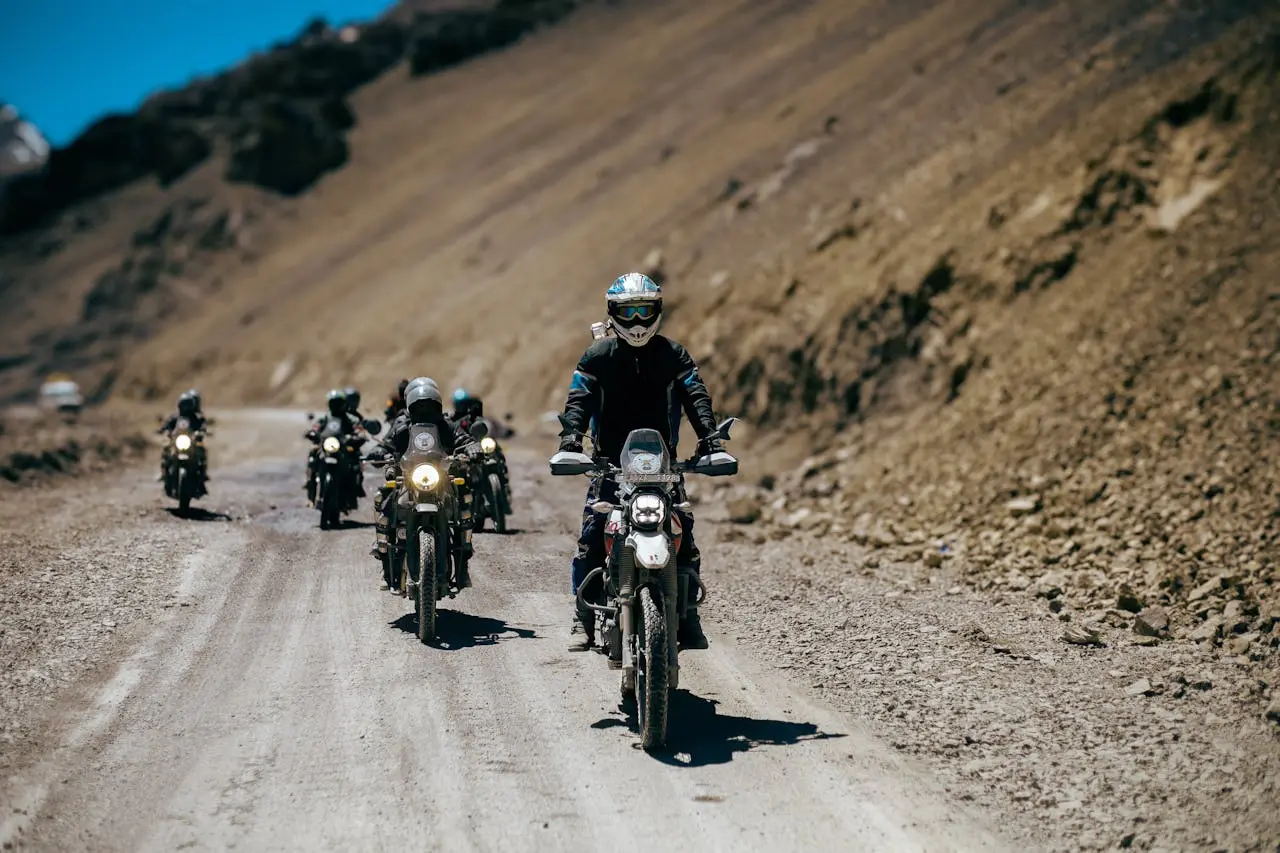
<box><xmin>0</xmin><ymin>0</ymin><xmax>584</xmax><ymax>403</ymax></box>
<box><xmin>702</xmin><ymin>26</ymin><xmax>1280</xmax><ymax>660</ymax></box>
<box><xmin>0</xmin><ymin>0</ymin><xmax>580</xmax><ymax>234</ymax></box>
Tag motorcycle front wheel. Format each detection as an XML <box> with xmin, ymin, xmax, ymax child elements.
<box><xmin>320</xmin><ymin>472</ymin><xmax>340</xmax><ymax>529</ymax></box>
<box><xmin>177</xmin><ymin>469</ymin><xmax>191</xmax><ymax>515</ymax></box>
<box><xmin>416</xmin><ymin>529</ymin><xmax>438</xmax><ymax>643</ymax></box>
<box><xmin>636</xmin><ymin>586</ymin><xmax>670</xmax><ymax>752</ymax></box>
<box><xmin>488</xmin><ymin>473</ymin><xmax>507</xmax><ymax>534</ymax></box>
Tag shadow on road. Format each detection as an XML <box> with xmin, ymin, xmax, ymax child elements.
<box><xmin>165</xmin><ymin>507</ymin><xmax>232</xmax><ymax>522</ymax></box>
<box><xmin>391</xmin><ymin>610</ymin><xmax>537</xmax><ymax>650</ymax></box>
<box><xmin>337</xmin><ymin>519</ymin><xmax>375</xmax><ymax>530</ymax></box>
<box><xmin>592</xmin><ymin>690</ymin><xmax>844</xmax><ymax>766</ymax></box>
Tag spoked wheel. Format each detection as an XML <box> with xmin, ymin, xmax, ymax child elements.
<box><xmin>488</xmin><ymin>473</ymin><xmax>507</xmax><ymax>534</ymax></box>
<box><xmin>636</xmin><ymin>587</ymin><xmax>669</xmax><ymax>752</ymax></box>
<box><xmin>416</xmin><ymin>530</ymin><xmax>438</xmax><ymax>644</ymax></box>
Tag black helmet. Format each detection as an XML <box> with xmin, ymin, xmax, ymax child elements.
<box><xmin>344</xmin><ymin>386</ymin><xmax>361</xmax><ymax>412</ymax></box>
<box><xmin>396</xmin><ymin>378</ymin><xmax>410</xmax><ymax>399</ymax></box>
<box><xmin>177</xmin><ymin>392</ymin><xmax>197</xmax><ymax>417</ymax></box>
<box><xmin>326</xmin><ymin>388</ymin><xmax>347</xmax><ymax>416</ymax></box>
<box><xmin>405</xmin><ymin>380</ymin><xmax>443</xmax><ymax>424</ymax></box>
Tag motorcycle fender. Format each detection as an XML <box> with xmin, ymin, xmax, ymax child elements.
<box><xmin>176</xmin><ymin>454</ymin><xmax>189</xmax><ymax>461</ymax></box>
<box><xmin>629</xmin><ymin>532</ymin><xmax>670</xmax><ymax>570</ymax></box>
<box><xmin>415</xmin><ymin>503</ymin><xmax>439</xmax><ymax>513</ymax></box>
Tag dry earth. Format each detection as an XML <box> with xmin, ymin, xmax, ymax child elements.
<box><xmin>2</xmin><ymin>0</ymin><xmax>1279</xmax><ymax>850</ymax></box>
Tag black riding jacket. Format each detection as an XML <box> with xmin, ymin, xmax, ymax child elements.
<box><xmin>306</xmin><ymin>413</ymin><xmax>358</xmax><ymax>442</ymax></box>
<box><xmin>561</xmin><ymin>335</ymin><xmax>718</xmax><ymax>463</ymax></box>
<box><xmin>161</xmin><ymin>412</ymin><xmax>207</xmax><ymax>434</ymax></box>
<box><xmin>383</xmin><ymin>413</ymin><xmax>476</xmax><ymax>458</ymax></box>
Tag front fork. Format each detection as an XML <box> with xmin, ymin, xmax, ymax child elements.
<box><xmin>617</xmin><ymin>539</ymin><xmax>682</xmax><ymax>692</ymax></box>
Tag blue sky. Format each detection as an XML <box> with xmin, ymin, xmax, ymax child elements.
<box><xmin>1</xmin><ymin>0</ymin><xmax>394</xmax><ymax>146</ymax></box>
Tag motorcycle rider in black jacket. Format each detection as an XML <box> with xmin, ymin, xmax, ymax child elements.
<box><xmin>557</xmin><ymin>272</ymin><xmax>722</xmax><ymax>651</ymax></box>
<box><xmin>304</xmin><ymin>389</ymin><xmax>363</xmax><ymax>503</ymax></box>
<box><xmin>374</xmin><ymin>378</ymin><xmax>481</xmax><ymax>586</ymax></box>
<box><xmin>159</xmin><ymin>390</ymin><xmax>209</xmax><ymax>496</ymax></box>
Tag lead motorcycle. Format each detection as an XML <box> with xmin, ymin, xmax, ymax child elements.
<box><xmin>469</xmin><ymin>419</ymin><xmax>513</xmax><ymax>533</ymax></box>
<box><xmin>374</xmin><ymin>421</ymin><xmax>473</xmax><ymax>643</ymax></box>
<box><xmin>162</xmin><ymin>417</ymin><xmax>208</xmax><ymax>516</ymax></box>
<box><xmin>549</xmin><ymin>416</ymin><xmax>738</xmax><ymax>751</ymax></box>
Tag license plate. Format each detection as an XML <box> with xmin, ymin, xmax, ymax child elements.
<box><xmin>324</xmin><ymin>458</ymin><xmax>338</xmax><ymax>464</ymax></box>
<box><xmin>415</xmin><ymin>503</ymin><xmax>438</xmax><ymax>512</ymax></box>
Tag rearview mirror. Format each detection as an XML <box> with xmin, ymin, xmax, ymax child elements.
<box><xmin>469</xmin><ymin>420</ymin><xmax>489</xmax><ymax>439</ymax></box>
<box><xmin>363</xmin><ymin>418</ymin><xmax>383</xmax><ymax>435</ymax></box>
<box><xmin>549</xmin><ymin>450</ymin><xmax>595</xmax><ymax>476</ymax></box>
<box><xmin>690</xmin><ymin>451</ymin><xmax>738</xmax><ymax>477</ymax></box>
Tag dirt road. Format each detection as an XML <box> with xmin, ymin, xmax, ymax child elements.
<box><xmin>0</xmin><ymin>410</ymin><xmax>1007</xmax><ymax>851</ymax></box>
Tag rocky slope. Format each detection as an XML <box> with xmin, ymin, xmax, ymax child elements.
<box><xmin>707</xmin><ymin>27</ymin><xmax>1280</xmax><ymax>676</ymax></box>
<box><xmin>0</xmin><ymin>0</ymin><xmax>586</xmax><ymax>403</ymax></box>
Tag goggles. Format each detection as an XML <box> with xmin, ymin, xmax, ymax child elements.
<box><xmin>613</xmin><ymin>302</ymin><xmax>658</xmax><ymax>322</ymax></box>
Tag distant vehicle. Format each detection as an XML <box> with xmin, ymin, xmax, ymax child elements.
<box><xmin>38</xmin><ymin>375</ymin><xmax>84</xmax><ymax>419</ymax></box>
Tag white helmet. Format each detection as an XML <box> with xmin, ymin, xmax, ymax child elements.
<box><xmin>606</xmin><ymin>272</ymin><xmax>662</xmax><ymax>347</ymax></box>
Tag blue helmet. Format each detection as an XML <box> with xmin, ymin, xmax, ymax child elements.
<box><xmin>452</xmin><ymin>388</ymin><xmax>470</xmax><ymax>404</ymax></box>
<box><xmin>606</xmin><ymin>272</ymin><xmax>662</xmax><ymax>346</ymax></box>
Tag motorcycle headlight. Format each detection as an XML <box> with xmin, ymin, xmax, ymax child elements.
<box><xmin>174</xmin><ymin>434</ymin><xmax>193</xmax><ymax>451</ymax></box>
<box><xmin>322</xmin><ymin>436</ymin><xmax>341</xmax><ymax>453</ymax></box>
<box><xmin>630</xmin><ymin>492</ymin><xmax>667</xmax><ymax>528</ymax></box>
<box><xmin>410</xmin><ymin>463</ymin><xmax>440</xmax><ymax>490</ymax></box>
<box><xmin>480</xmin><ymin>437</ymin><xmax>497</xmax><ymax>454</ymax></box>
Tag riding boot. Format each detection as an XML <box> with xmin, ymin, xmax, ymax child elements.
<box><xmin>678</xmin><ymin>606</ymin><xmax>710</xmax><ymax>650</ymax></box>
<box><xmin>568</xmin><ymin>602</ymin><xmax>595</xmax><ymax>651</ymax></box>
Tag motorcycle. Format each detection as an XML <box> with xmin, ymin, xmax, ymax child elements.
<box><xmin>468</xmin><ymin>420</ymin><xmax>513</xmax><ymax>534</ymax></box>
<box><xmin>162</xmin><ymin>418</ymin><xmax>208</xmax><ymax>516</ymax></box>
<box><xmin>549</xmin><ymin>417</ymin><xmax>738</xmax><ymax>751</ymax></box>
<box><xmin>386</xmin><ymin>421</ymin><xmax>472</xmax><ymax>643</ymax></box>
<box><xmin>307</xmin><ymin>415</ymin><xmax>382</xmax><ymax>530</ymax></box>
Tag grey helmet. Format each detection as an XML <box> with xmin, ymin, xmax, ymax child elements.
<box><xmin>405</xmin><ymin>379</ymin><xmax>443</xmax><ymax>423</ymax></box>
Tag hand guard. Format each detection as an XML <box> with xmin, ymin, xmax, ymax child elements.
<box><xmin>697</xmin><ymin>436</ymin><xmax>724</xmax><ymax>457</ymax></box>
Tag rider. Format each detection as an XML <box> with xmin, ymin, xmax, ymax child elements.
<box><xmin>159</xmin><ymin>390</ymin><xmax>209</xmax><ymax>495</ymax></box>
<box><xmin>344</xmin><ymin>386</ymin><xmax>364</xmax><ymax>420</ymax></box>
<box><xmin>385</xmin><ymin>378</ymin><xmax>409</xmax><ymax>422</ymax></box>
<box><xmin>304</xmin><ymin>389</ymin><xmax>362</xmax><ymax>503</ymax></box>
<box><xmin>159</xmin><ymin>390</ymin><xmax>206</xmax><ymax>434</ymax></box>
<box><xmin>451</xmin><ymin>388</ymin><xmax>479</xmax><ymax>421</ymax></box>
<box><xmin>378</xmin><ymin>379</ymin><xmax>481</xmax><ymax>587</ymax></box>
<box><xmin>344</xmin><ymin>385</ymin><xmax>368</xmax><ymax>495</ymax></box>
<box><xmin>557</xmin><ymin>272</ymin><xmax>722</xmax><ymax>651</ymax></box>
